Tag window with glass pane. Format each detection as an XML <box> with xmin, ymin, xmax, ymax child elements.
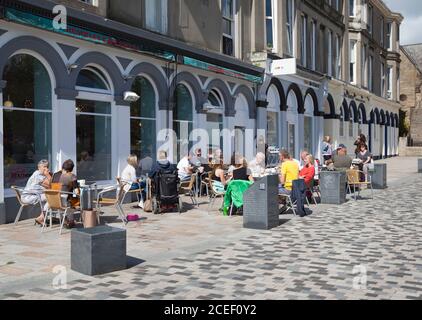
<box><xmin>2</xmin><ymin>54</ymin><xmax>52</xmax><ymax>188</ymax></box>
<box><xmin>301</xmin><ymin>15</ymin><xmax>307</xmax><ymax>67</ymax></box>
<box><xmin>266</xmin><ymin>0</ymin><xmax>274</xmax><ymax>49</ymax></box>
<box><xmin>76</xmin><ymin>99</ymin><xmax>111</xmax><ymax>181</ymax></box>
<box><xmin>349</xmin><ymin>0</ymin><xmax>355</xmax><ymax>16</ymax></box>
<box><xmin>206</xmin><ymin>113</ymin><xmax>223</xmax><ymax>155</ymax></box>
<box><xmin>286</xmin><ymin>0</ymin><xmax>294</xmax><ymax>55</ymax></box>
<box><xmin>288</xmin><ymin>123</ymin><xmax>295</xmax><ymax>158</ymax></box>
<box><xmin>267</xmin><ymin>112</ymin><xmax>278</xmax><ymax>147</ymax></box>
<box><xmin>145</xmin><ymin>0</ymin><xmax>167</xmax><ymax>34</ymax></box>
<box><xmin>222</xmin><ymin>0</ymin><xmax>234</xmax><ymax>56</ymax></box>
<box><xmin>173</xmin><ymin>84</ymin><xmax>193</xmax><ymax>161</ymax></box>
<box><xmin>340</xmin><ymin>107</ymin><xmax>344</xmax><ymax>137</ymax></box>
<box><xmin>304</xmin><ymin>116</ymin><xmax>313</xmax><ymax>153</ymax></box>
<box><xmin>130</xmin><ymin>77</ymin><xmax>156</xmax><ymax>175</ymax></box>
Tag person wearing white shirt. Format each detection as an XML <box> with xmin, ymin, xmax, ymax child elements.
<box><xmin>121</xmin><ymin>155</ymin><xmax>145</xmax><ymax>208</ymax></box>
<box><xmin>177</xmin><ymin>155</ymin><xmax>193</xmax><ymax>182</ymax></box>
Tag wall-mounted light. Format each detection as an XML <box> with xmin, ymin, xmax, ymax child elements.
<box><xmin>3</xmin><ymin>95</ymin><xmax>13</xmax><ymax>108</ymax></box>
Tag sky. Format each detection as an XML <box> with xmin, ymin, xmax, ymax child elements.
<box><xmin>384</xmin><ymin>0</ymin><xmax>422</xmax><ymax>45</ymax></box>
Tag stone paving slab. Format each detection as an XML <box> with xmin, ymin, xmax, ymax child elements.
<box><xmin>0</xmin><ymin>157</ymin><xmax>421</xmax><ymax>300</ymax></box>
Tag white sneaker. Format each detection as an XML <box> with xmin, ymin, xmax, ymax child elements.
<box><xmin>138</xmin><ymin>200</ymin><xmax>144</xmax><ymax>209</ymax></box>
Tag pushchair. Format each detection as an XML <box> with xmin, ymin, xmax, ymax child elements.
<box><xmin>151</xmin><ymin>168</ymin><xmax>183</xmax><ymax>214</ymax></box>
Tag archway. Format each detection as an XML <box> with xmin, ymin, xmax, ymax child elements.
<box><xmin>286</xmin><ymin>89</ymin><xmax>300</xmax><ymax>158</ymax></box>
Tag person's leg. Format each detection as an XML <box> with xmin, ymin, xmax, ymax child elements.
<box><xmin>36</xmin><ymin>195</ymin><xmax>47</xmax><ymax>224</ymax></box>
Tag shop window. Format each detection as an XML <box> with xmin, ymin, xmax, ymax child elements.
<box><xmin>130</xmin><ymin>77</ymin><xmax>156</xmax><ymax>176</ymax></box>
<box><xmin>2</xmin><ymin>54</ymin><xmax>52</xmax><ymax>188</ymax></box>
<box><xmin>206</xmin><ymin>90</ymin><xmax>224</xmax><ymax>155</ymax></box>
<box><xmin>173</xmin><ymin>84</ymin><xmax>193</xmax><ymax>162</ymax></box>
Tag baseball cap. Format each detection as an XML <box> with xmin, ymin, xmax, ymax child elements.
<box><xmin>337</xmin><ymin>144</ymin><xmax>347</xmax><ymax>149</ymax></box>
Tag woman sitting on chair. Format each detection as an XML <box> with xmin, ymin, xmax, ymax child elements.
<box><xmin>299</xmin><ymin>154</ymin><xmax>316</xmax><ymax>188</ymax></box>
<box><xmin>121</xmin><ymin>154</ymin><xmax>145</xmax><ymax>208</ymax></box>
<box><xmin>228</xmin><ymin>155</ymin><xmax>254</xmax><ymax>182</ymax></box>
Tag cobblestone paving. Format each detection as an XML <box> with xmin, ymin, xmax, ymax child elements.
<box><xmin>0</xmin><ymin>159</ymin><xmax>421</xmax><ymax>300</ymax></box>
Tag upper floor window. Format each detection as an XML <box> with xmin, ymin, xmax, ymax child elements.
<box><xmin>301</xmin><ymin>15</ymin><xmax>308</xmax><ymax>67</ymax></box>
<box><xmin>349</xmin><ymin>40</ymin><xmax>357</xmax><ymax>84</ymax></box>
<box><xmin>387</xmin><ymin>22</ymin><xmax>392</xmax><ymax>50</ymax></box>
<box><xmin>327</xmin><ymin>30</ymin><xmax>333</xmax><ymax>76</ymax></box>
<box><xmin>222</xmin><ymin>0</ymin><xmax>235</xmax><ymax>56</ymax></box>
<box><xmin>335</xmin><ymin>34</ymin><xmax>342</xmax><ymax>79</ymax></box>
<box><xmin>286</xmin><ymin>0</ymin><xmax>295</xmax><ymax>56</ymax></box>
<box><xmin>367</xmin><ymin>4</ymin><xmax>373</xmax><ymax>34</ymax></box>
<box><xmin>266</xmin><ymin>0</ymin><xmax>275</xmax><ymax>49</ymax></box>
<box><xmin>381</xmin><ymin>62</ymin><xmax>385</xmax><ymax>96</ymax></box>
<box><xmin>387</xmin><ymin>66</ymin><xmax>393</xmax><ymax>99</ymax></box>
<box><xmin>380</xmin><ymin>18</ymin><xmax>384</xmax><ymax>48</ymax></box>
<box><xmin>79</xmin><ymin>0</ymin><xmax>98</xmax><ymax>6</ymax></box>
<box><xmin>145</xmin><ymin>0</ymin><xmax>168</xmax><ymax>34</ymax></box>
<box><xmin>368</xmin><ymin>55</ymin><xmax>373</xmax><ymax>92</ymax></box>
<box><xmin>349</xmin><ymin>0</ymin><xmax>355</xmax><ymax>17</ymax></box>
<box><xmin>310</xmin><ymin>20</ymin><xmax>317</xmax><ymax>71</ymax></box>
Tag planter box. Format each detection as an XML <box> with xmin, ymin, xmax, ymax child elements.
<box><xmin>243</xmin><ymin>175</ymin><xmax>279</xmax><ymax>230</ymax></box>
<box><xmin>71</xmin><ymin>226</ymin><xmax>127</xmax><ymax>276</ymax></box>
<box><xmin>319</xmin><ymin>171</ymin><xmax>347</xmax><ymax>205</ymax></box>
<box><xmin>369</xmin><ymin>163</ymin><xmax>387</xmax><ymax>189</ymax></box>
<box><xmin>418</xmin><ymin>159</ymin><xmax>422</xmax><ymax>173</ymax></box>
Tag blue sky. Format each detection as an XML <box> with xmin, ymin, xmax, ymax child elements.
<box><xmin>384</xmin><ymin>0</ymin><xmax>422</xmax><ymax>45</ymax></box>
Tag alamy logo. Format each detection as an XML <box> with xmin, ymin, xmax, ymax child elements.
<box><xmin>52</xmin><ymin>5</ymin><xmax>67</xmax><ymax>30</ymax></box>
<box><xmin>52</xmin><ymin>265</ymin><xmax>67</xmax><ymax>290</ymax></box>
<box><xmin>352</xmin><ymin>265</ymin><xmax>367</xmax><ymax>290</ymax></box>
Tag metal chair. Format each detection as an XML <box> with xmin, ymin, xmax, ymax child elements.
<box><xmin>278</xmin><ymin>193</ymin><xmax>297</xmax><ymax>216</ymax></box>
<box><xmin>346</xmin><ymin>169</ymin><xmax>374</xmax><ymax>201</ymax></box>
<box><xmin>94</xmin><ymin>183</ymin><xmax>128</xmax><ymax>227</ymax></box>
<box><xmin>305</xmin><ymin>179</ymin><xmax>319</xmax><ymax>206</ymax></box>
<box><xmin>11</xmin><ymin>186</ymin><xmax>44</xmax><ymax>226</ymax></box>
<box><xmin>43</xmin><ymin>190</ymin><xmax>77</xmax><ymax>235</ymax></box>
<box><xmin>207</xmin><ymin>177</ymin><xmax>226</xmax><ymax>213</ymax></box>
<box><xmin>117</xmin><ymin>177</ymin><xmax>144</xmax><ymax>204</ymax></box>
<box><xmin>179</xmin><ymin>173</ymin><xmax>198</xmax><ymax>207</ymax></box>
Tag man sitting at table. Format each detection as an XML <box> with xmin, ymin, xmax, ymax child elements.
<box><xmin>279</xmin><ymin>150</ymin><xmax>299</xmax><ymax>195</ymax></box>
<box><xmin>177</xmin><ymin>154</ymin><xmax>194</xmax><ymax>182</ymax></box>
<box><xmin>331</xmin><ymin>144</ymin><xmax>353</xmax><ymax>171</ymax></box>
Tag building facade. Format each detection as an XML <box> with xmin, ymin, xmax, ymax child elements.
<box><xmin>0</xmin><ymin>0</ymin><xmax>402</xmax><ymax>224</ymax></box>
<box><xmin>400</xmin><ymin>44</ymin><xmax>422</xmax><ymax>146</ymax></box>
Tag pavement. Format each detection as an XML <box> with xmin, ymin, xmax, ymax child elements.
<box><xmin>0</xmin><ymin>157</ymin><xmax>421</xmax><ymax>300</ymax></box>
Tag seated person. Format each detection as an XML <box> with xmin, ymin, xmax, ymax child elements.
<box><xmin>23</xmin><ymin>160</ymin><xmax>52</xmax><ymax>226</ymax></box>
<box><xmin>299</xmin><ymin>154</ymin><xmax>316</xmax><ymax>188</ymax></box>
<box><xmin>149</xmin><ymin>151</ymin><xmax>177</xmax><ymax>179</ymax></box>
<box><xmin>278</xmin><ymin>150</ymin><xmax>299</xmax><ymax>195</ymax></box>
<box><xmin>331</xmin><ymin>145</ymin><xmax>353</xmax><ymax>171</ymax></box>
<box><xmin>211</xmin><ymin>163</ymin><xmax>230</xmax><ymax>187</ymax></box>
<box><xmin>299</xmin><ymin>150</ymin><xmax>310</xmax><ymax>170</ymax></box>
<box><xmin>190</xmin><ymin>148</ymin><xmax>208</xmax><ymax>167</ymax></box>
<box><xmin>249</xmin><ymin>152</ymin><xmax>266</xmax><ymax>178</ymax></box>
<box><xmin>229</xmin><ymin>155</ymin><xmax>254</xmax><ymax>182</ymax></box>
<box><xmin>121</xmin><ymin>154</ymin><xmax>146</xmax><ymax>208</ymax></box>
<box><xmin>51</xmin><ymin>159</ymin><xmax>79</xmax><ymax>228</ymax></box>
<box><xmin>177</xmin><ymin>154</ymin><xmax>194</xmax><ymax>182</ymax></box>
<box><xmin>356</xmin><ymin>144</ymin><xmax>372</xmax><ymax>178</ymax></box>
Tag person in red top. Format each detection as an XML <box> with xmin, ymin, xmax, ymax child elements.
<box><xmin>299</xmin><ymin>154</ymin><xmax>316</xmax><ymax>188</ymax></box>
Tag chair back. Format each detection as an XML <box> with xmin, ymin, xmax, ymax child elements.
<box><xmin>44</xmin><ymin>190</ymin><xmax>64</xmax><ymax>210</ymax></box>
<box><xmin>188</xmin><ymin>174</ymin><xmax>196</xmax><ymax>190</ymax></box>
<box><xmin>11</xmin><ymin>186</ymin><xmax>25</xmax><ymax>206</ymax></box>
<box><xmin>346</xmin><ymin>170</ymin><xmax>360</xmax><ymax>185</ymax></box>
<box><xmin>51</xmin><ymin>183</ymin><xmax>62</xmax><ymax>191</ymax></box>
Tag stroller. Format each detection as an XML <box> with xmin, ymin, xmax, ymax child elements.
<box><xmin>151</xmin><ymin>167</ymin><xmax>183</xmax><ymax>214</ymax></box>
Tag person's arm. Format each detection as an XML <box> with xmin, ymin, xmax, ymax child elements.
<box><xmin>41</xmin><ymin>170</ymin><xmax>52</xmax><ymax>188</ymax></box>
<box><xmin>279</xmin><ymin>164</ymin><xmax>286</xmax><ymax>185</ymax></box>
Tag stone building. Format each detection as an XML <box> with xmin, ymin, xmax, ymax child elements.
<box><xmin>0</xmin><ymin>0</ymin><xmax>403</xmax><ymax>223</ymax></box>
<box><xmin>400</xmin><ymin>44</ymin><xmax>422</xmax><ymax>146</ymax></box>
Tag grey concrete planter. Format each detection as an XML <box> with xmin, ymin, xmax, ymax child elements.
<box><xmin>243</xmin><ymin>175</ymin><xmax>279</xmax><ymax>230</ymax></box>
<box><xmin>418</xmin><ymin>159</ymin><xmax>422</xmax><ymax>173</ymax></box>
<box><xmin>319</xmin><ymin>171</ymin><xmax>347</xmax><ymax>205</ymax></box>
<box><xmin>71</xmin><ymin>226</ymin><xmax>127</xmax><ymax>276</ymax></box>
<box><xmin>369</xmin><ymin>163</ymin><xmax>387</xmax><ymax>189</ymax></box>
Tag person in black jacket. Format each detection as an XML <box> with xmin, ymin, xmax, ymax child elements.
<box><xmin>149</xmin><ymin>151</ymin><xmax>177</xmax><ymax>179</ymax></box>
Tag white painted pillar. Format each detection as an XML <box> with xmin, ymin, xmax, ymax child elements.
<box><xmin>112</xmin><ymin>104</ymin><xmax>131</xmax><ymax>179</ymax></box>
<box><xmin>54</xmin><ymin>99</ymin><xmax>77</xmax><ymax>173</ymax></box>
<box><xmin>297</xmin><ymin>114</ymin><xmax>304</xmax><ymax>160</ymax></box>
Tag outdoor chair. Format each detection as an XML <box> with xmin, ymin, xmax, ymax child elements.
<box><xmin>207</xmin><ymin>175</ymin><xmax>226</xmax><ymax>212</ymax></box>
<box><xmin>305</xmin><ymin>179</ymin><xmax>319</xmax><ymax>206</ymax></box>
<box><xmin>94</xmin><ymin>182</ymin><xmax>128</xmax><ymax>227</ymax></box>
<box><xmin>346</xmin><ymin>169</ymin><xmax>374</xmax><ymax>201</ymax></box>
<box><xmin>179</xmin><ymin>173</ymin><xmax>198</xmax><ymax>207</ymax></box>
<box><xmin>200</xmin><ymin>171</ymin><xmax>211</xmax><ymax>197</ymax></box>
<box><xmin>117</xmin><ymin>177</ymin><xmax>144</xmax><ymax>204</ymax></box>
<box><xmin>278</xmin><ymin>193</ymin><xmax>297</xmax><ymax>216</ymax></box>
<box><xmin>43</xmin><ymin>190</ymin><xmax>78</xmax><ymax>235</ymax></box>
<box><xmin>12</xmin><ymin>186</ymin><xmax>44</xmax><ymax>226</ymax></box>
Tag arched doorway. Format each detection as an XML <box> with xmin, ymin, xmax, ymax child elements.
<box><xmin>130</xmin><ymin>76</ymin><xmax>157</xmax><ymax>175</ymax></box>
<box><xmin>205</xmin><ymin>89</ymin><xmax>224</xmax><ymax>156</ymax></box>
<box><xmin>2</xmin><ymin>54</ymin><xmax>53</xmax><ymax>188</ymax></box>
<box><xmin>233</xmin><ymin>94</ymin><xmax>250</xmax><ymax>157</ymax></box>
<box><xmin>75</xmin><ymin>65</ymin><xmax>113</xmax><ymax>181</ymax></box>
<box><xmin>173</xmin><ymin>83</ymin><xmax>193</xmax><ymax>162</ymax></box>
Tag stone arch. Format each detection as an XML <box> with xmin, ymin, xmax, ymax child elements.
<box><xmin>374</xmin><ymin>108</ymin><xmax>381</xmax><ymax>125</ymax></box>
<box><xmin>70</xmin><ymin>52</ymin><xmax>123</xmax><ymax>101</ymax></box>
<box><xmin>286</xmin><ymin>83</ymin><xmax>304</xmax><ymax>114</ymax></box>
<box><xmin>0</xmin><ymin>36</ymin><xmax>69</xmax><ymax>97</ymax></box>
<box><xmin>233</xmin><ymin>85</ymin><xmax>256</xmax><ymax>119</ymax></box>
<box><xmin>358</xmin><ymin>103</ymin><xmax>367</xmax><ymax>124</ymax></box>
<box><xmin>349</xmin><ymin>101</ymin><xmax>359</xmax><ymax>123</ymax></box>
<box><xmin>124</xmin><ymin>62</ymin><xmax>168</xmax><ymax>109</ymax></box>
<box><xmin>169</xmin><ymin>71</ymin><xmax>204</xmax><ymax>113</ymax></box>
<box><xmin>304</xmin><ymin>88</ymin><xmax>319</xmax><ymax>116</ymax></box>
<box><xmin>323</xmin><ymin>94</ymin><xmax>336</xmax><ymax>118</ymax></box>
<box><xmin>206</xmin><ymin>78</ymin><xmax>234</xmax><ymax>116</ymax></box>
<box><xmin>266</xmin><ymin>78</ymin><xmax>286</xmax><ymax>111</ymax></box>
<box><xmin>380</xmin><ymin>110</ymin><xmax>386</xmax><ymax>125</ymax></box>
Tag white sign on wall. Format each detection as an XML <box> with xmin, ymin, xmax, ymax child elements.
<box><xmin>271</xmin><ymin>58</ymin><xmax>297</xmax><ymax>76</ymax></box>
